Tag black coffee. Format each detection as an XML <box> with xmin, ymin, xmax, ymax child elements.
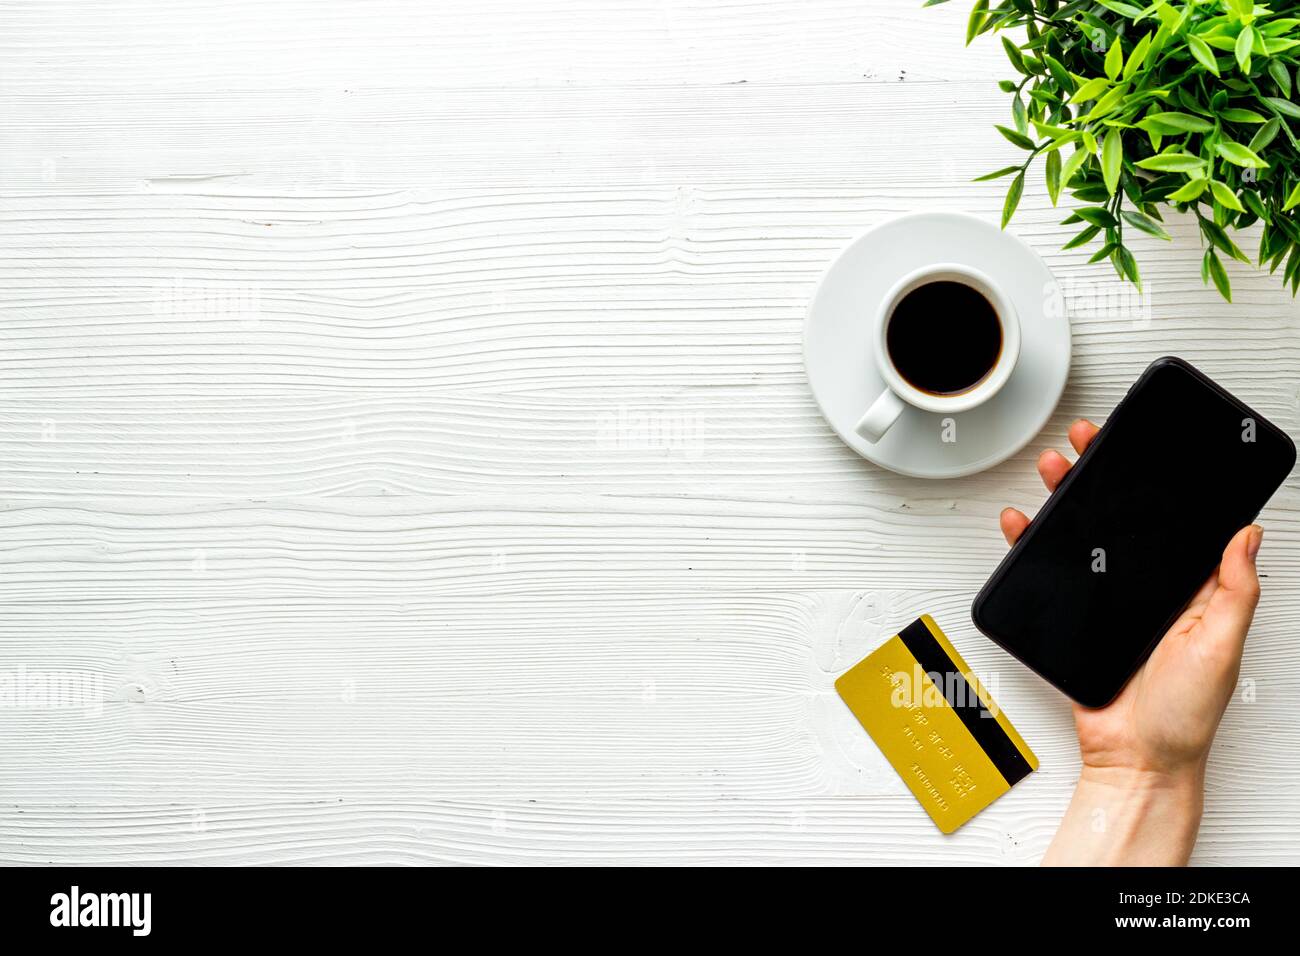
<box><xmin>885</xmin><ymin>280</ymin><xmax>1002</xmax><ymax>394</ymax></box>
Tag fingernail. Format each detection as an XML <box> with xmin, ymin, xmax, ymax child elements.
<box><xmin>1248</xmin><ymin>525</ymin><xmax>1264</xmax><ymax>560</ymax></box>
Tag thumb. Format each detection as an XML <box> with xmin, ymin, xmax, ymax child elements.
<box><xmin>1198</xmin><ymin>524</ymin><xmax>1263</xmax><ymax>657</ymax></box>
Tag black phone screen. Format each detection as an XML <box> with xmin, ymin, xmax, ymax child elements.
<box><xmin>971</xmin><ymin>357</ymin><xmax>1296</xmax><ymax>707</ymax></box>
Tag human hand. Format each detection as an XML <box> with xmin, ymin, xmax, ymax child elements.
<box><xmin>1002</xmin><ymin>420</ymin><xmax>1263</xmax><ymax>865</ymax></box>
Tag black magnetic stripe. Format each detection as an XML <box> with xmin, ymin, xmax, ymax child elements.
<box><xmin>896</xmin><ymin>618</ymin><xmax>1033</xmax><ymax>787</ymax></box>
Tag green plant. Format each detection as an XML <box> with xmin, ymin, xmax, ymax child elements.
<box><xmin>931</xmin><ymin>0</ymin><xmax>1300</xmax><ymax>300</ymax></box>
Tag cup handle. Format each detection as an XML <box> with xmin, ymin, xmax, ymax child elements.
<box><xmin>855</xmin><ymin>389</ymin><xmax>905</xmax><ymax>443</ymax></box>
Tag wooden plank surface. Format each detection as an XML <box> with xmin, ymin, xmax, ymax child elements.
<box><xmin>1</xmin><ymin>0</ymin><xmax>1298</xmax><ymax>865</ymax></box>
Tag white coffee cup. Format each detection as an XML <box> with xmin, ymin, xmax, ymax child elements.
<box><xmin>856</xmin><ymin>263</ymin><xmax>1021</xmax><ymax>443</ymax></box>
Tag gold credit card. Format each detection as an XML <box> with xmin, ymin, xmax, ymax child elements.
<box><xmin>835</xmin><ymin>614</ymin><xmax>1038</xmax><ymax>834</ymax></box>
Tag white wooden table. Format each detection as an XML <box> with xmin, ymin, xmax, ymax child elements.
<box><xmin>2</xmin><ymin>0</ymin><xmax>1297</xmax><ymax>865</ymax></box>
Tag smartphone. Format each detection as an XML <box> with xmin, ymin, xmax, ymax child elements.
<box><xmin>971</xmin><ymin>356</ymin><xmax>1296</xmax><ymax>707</ymax></box>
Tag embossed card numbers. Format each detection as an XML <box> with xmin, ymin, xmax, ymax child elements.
<box><xmin>835</xmin><ymin>615</ymin><xmax>1038</xmax><ymax>833</ymax></box>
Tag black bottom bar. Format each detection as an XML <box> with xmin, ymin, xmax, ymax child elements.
<box><xmin>0</xmin><ymin>866</ymin><xmax>1276</xmax><ymax>941</ymax></box>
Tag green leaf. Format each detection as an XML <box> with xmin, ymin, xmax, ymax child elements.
<box><xmin>995</xmin><ymin>125</ymin><xmax>1037</xmax><ymax>150</ymax></box>
<box><xmin>1060</xmin><ymin>146</ymin><xmax>1091</xmax><ymax>189</ymax></box>
<box><xmin>1205</xmin><ymin>249</ymin><xmax>1232</xmax><ymax>301</ymax></box>
<box><xmin>1249</xmin><ymin>116</ymin><xmax>1281</xmax><ymax>152</ymax></box>
<box><xmin>1116</xmin><ymin>245</ymin><xmax>1142</xmax><ymax>288</ymax></box>
<box><xmin>1121</xmin><ymin>209</ymin><xmax>1172</xmax><ymax>240</ymax></box>
<box><xmin>1089</xmin><ymin>242</ymin><xmax>1119</xmax><ymax>264</ymax></box>
<box><xmin>1208</xmin><ymin>180</ymin><xmax>1246</xmax><ymax>212</ymax></box>
<box><xmin>1273</xmin><ymin>111</ymin><xmax>1300</xmax><ymax>151</ymax></box>
<box><xmin>1070</xmin><ymin>76</ymin><xmax>1112</xmax><ymax>104</ymax></box>
<box><xmin>1269</xmin><ymin>59</ymin><xmax>1292</xmax><ymax>97</ymax></box>
<box><xmin>1085</xmin><ymin>83</ymin><xmax>1129</xmax><ymax>120</ymax></box>
<box><xmin>1148</xmin><ymin>19</ymin><xmax>1173</xmax><ymax>60</ymax></box>
<box><xmin>1154</xmin><ymin>1</ymin><xmax>1181</xmax><ymax>30</ymax></box>
<box><xmin>1235</xmin><ymin>25</ymin><xmax>1254</xmax><ymax>75</ymax></box>
<box><xmin>1044</xmin><ymin>54</ymin><xmax>1075</xmax><ymax>92</ymax></box>
<box><xmin>1124</xmin><ymin>33</ymin><xmax>1153</xmax><ymax>80</ymax></box>
<box><xmin>1032</xmin><ymin>120</ymin><xmax>1074</xmax><ymax>139</ymax></box>
<box><xmin>1076</xmin><ymin>207</ymin><xmax>1118</xmax><ymax>228</ymax></box>
<box><xmin>1260</xmin><ymin>224</ymin><xmax>1278</xmax><ymax>267</ymax></box>
<box><xmin>1003</xmin><ymin>36</ymin><xmax>1029</xmax><ymax>76</ymax></box>
<box><xmin>1215</xmin><ymin>140</ymin><xmax>1269</xmax><ymax>167</ymax></box>
<box><xmin>1135</xmin><ymin>152</ymin><xmax>1207</xmax><ymax>172</ymax></box>
<box><xmin>1243</xmin><ymin>188</ymin><xmax>1267</xmax><ymax>220</ymax></box>
<box><xmin>1167</xmin><ymin>177</ymin><xmax>1208</xmax><ymax>202</ymax></box>
<box><xmin>1012</xmin><ymin>95</ymin><xmax>1028</xmax><ymax>135</ymax></box>
<box><xmin>1063</xmin><ymin>224</ymin><xmax>1101</xmax><ymax>249</ymax></box>
<box><xmin>1263</xmin><ymin>96</ymin><xmax>1300</xmax><ymax>119</ymax></box>
<box><xmin>1219</xmin><ymin>108</ymin><xmax>1267</xmax><ymax>124</ymax></box>
<box><xmin>1187</xmin><ymin>34</ymin><xmax>1221</xmax><ymax>76</ymax></box>
<box><xmin>972</xmin><ymin>165</ymin><xmax>1023</xmax><ymax>182</ymax></box>
<box><xmin>1047</xmin><ymin>133</ymin><xmax>1084</xmax><ymax>154</ymax></box>
<box><xmin>1283</xmin><ymin>181</ymin><xmax>1300</xmax><ymax>212</ymax></box>
<box><xmin>1096</xmin><ymin>0</ymin><xmax>1145</xmax><ymax>16</ymax></box>
<box><xmin>1045</xmin><ymin>149</ymin><xmax>1063</xmax><ymax>206</ymax></box>
<box><xmin>1201</xmin><ymin>218</ymin><xmax>1250</xmax><ymax>263</ymax></box>
<box><xmin>1102</xmin><ymin>128</ymin><xmax>1123</xmax><ymax>195</ymax></box>
<box><xmin>1202</xmin><ymin>36</ymin><xmax>1239</xmax><ymax>54</ymax></box>
<box><xmin>1175</xmin><ymin>88</ymin><xmax>1209</xmax><ymax>116</ymax></box>
<box><xmin>1105</xmin><ymin>38</ymin><xmax>1124</xmax><ymax>81</ymax></box>
<box><xmin>1002</xmin><ymin>171</ymin><xmax>1024</xmax><ymax>229</ymax></box>
<box><xmin>1026</xmin><ymin>86</ymin><xmax>1061</xmax><ymax>108</ymax></box>
<box><xmin>1137</xmin><ymin>111</ymin><xmax>1214</xmax><ymax>133</ymax></box>
<box><xmin>1287</xmin><ymin>245</ymin><xmax>1300</xmax><ymax>293</ymax></box>
<box><xmin>1286</xmin><ymin>244</ymin><xmax>1300</xmax><ymax>291</ymax></box>
<box><xmin>1261</xmin><ymin>19</ymin><xmax>1300</xmax><ymax>37</ymax></box>
<box><xmin>1073</xmin><ymin>185</ymin><xmax>1111</xmax><ymax>202</ymax></box>
<box><xmin>966</xmin><ymin>0</ymin><xmax>988</xmax><ymax>46</ymax></box>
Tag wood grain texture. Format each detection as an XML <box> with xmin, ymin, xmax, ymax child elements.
<box><xmin>1</xmin><ymin>0</ymin><xmax>1298</xmax><ymax>865</ymax></box>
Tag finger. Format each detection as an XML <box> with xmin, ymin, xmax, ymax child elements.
<box><xmin>1068</xmin><ymin>419</ymin><xmax>1101</xmax><ymax>456</ymax></box>
<box><xmin>1000</xmin><ymin>507</ymin><xmax>1030</xmax><ymax>546</ymax></box>
<box><xmin>1037</xmin><ymin>449</ymin><xmax>1073</xmax><ymax>491</ymax></box>
<box><xmin>1182</xmin><ymin>570</ymin><xmax>1220</xmax><ymax>621</ymax></box>
<box><xmin>1197</xmin><ymin>525</ymin><xmax>1263</xmax><ymax>658</ymax></box>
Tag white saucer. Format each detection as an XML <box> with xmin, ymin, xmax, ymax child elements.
<box><xmin>804</xmin><ymin>212</ymin><xmax>1071</xmax><ymax>479</ymax></box>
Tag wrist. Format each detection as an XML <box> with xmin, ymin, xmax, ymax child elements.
<box><xmin>1078</xmin><ymin>760</ymin><xmax>1205</xmax><ymax>796</ymax></box>
<box><xmin>1043</xmin><ymin>764</ymin><xmax>1204</xmax><ymax>866</ymax></box>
